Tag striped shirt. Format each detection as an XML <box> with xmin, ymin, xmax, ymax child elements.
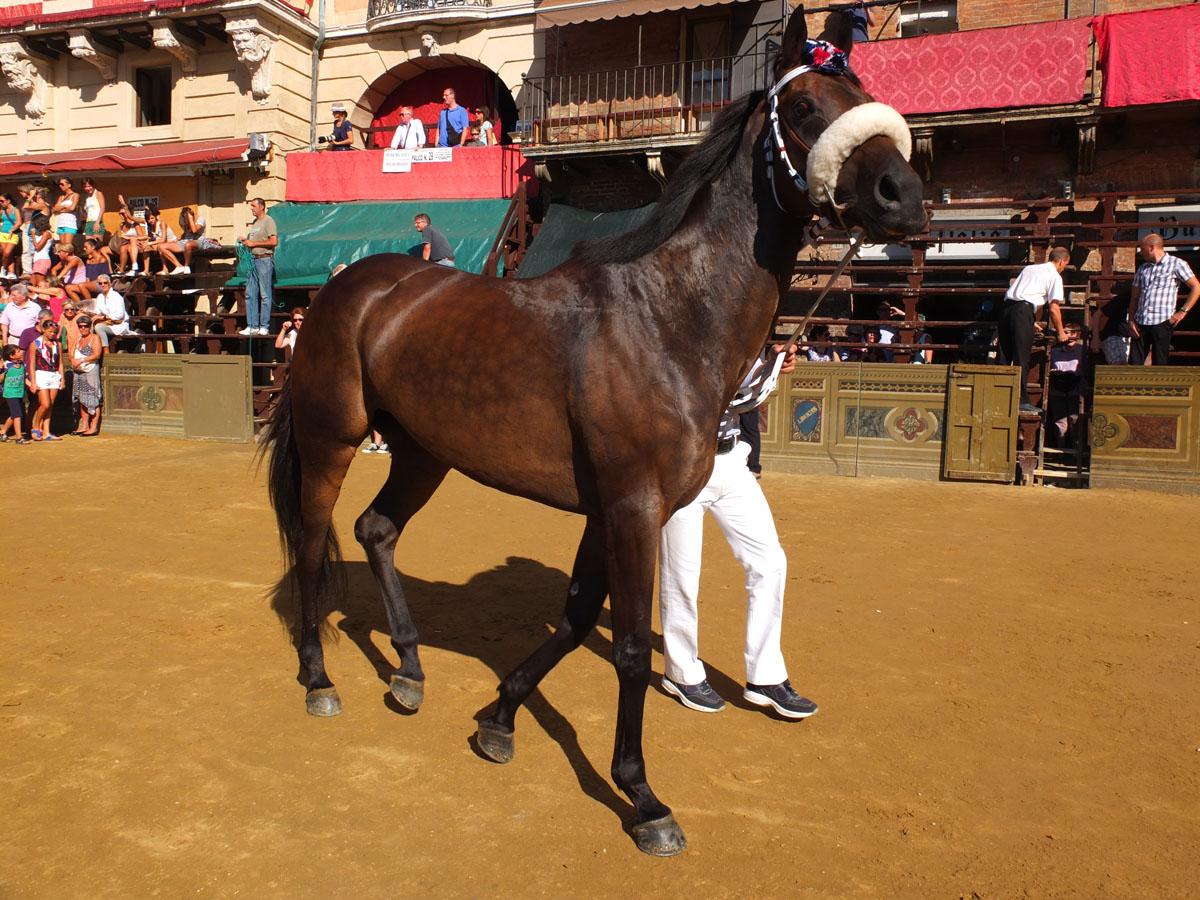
<box><xmin>1132</xmin><ymin>253</ymin><xmax>1196</xmax><ymax>326</ymax></box>
<box><xmin>717</xmin><ymin>352</ymin><xmax>786</xmax><ymax>444</ymax></box>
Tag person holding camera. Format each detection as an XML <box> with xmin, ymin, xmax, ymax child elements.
<box><xmin>321</xmin><ymin>103</ymin><xmax>354</xmax><ymax>151</ymax></box>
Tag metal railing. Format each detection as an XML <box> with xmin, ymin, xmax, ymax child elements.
<box><xmin>367</xmin><ymin>0</ymin><xmax>492</xmax><ymax>21</ymax></box>
<box><xmin>519</xmin><ymin>50</ymin><xmax>772</xmax><ymax>148</ymax></box>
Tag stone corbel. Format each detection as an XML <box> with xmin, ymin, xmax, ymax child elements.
<box><xmin>1076</xmin><ymin>116</ymin><xmax>1099</xmax><ymax>176</ymax></box>
<box><xmin>68</xmin><ymin>30</ymin><xmax>117</xmax><ymax>82</ymax></box>
<box><xmin>0</xmin><ymin>40</ymin><xmax>48</xmax><ymax>122</ymax></box>
<box><xmin>911</xmin><ymin>128</ymin><xmax>935</xmax><ymax>183</ymax></box>
<box><xmin>153</xmin><ymin>22</ymin><xmax>197</xmax><ymax>80</ymax></box>
<box><xmin>226</xmin><ymin>15</ymin><xmax>277</xmax><ymax>105</ymax></box>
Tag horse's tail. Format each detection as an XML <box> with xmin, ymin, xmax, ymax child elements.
<box><xmin>261</xmin><ymin>377</ymin><xmax>344</xmax><ymax>609</ymax></box>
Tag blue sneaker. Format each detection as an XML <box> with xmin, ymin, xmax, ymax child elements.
<box><xmin>663</xmin><ymin>677</ymin><xmax>725</xmax><ymax>713</ymax></box>
<box><xmin>744</xmin><ymin>680</ymin><xmax>818</xmax><ymax>719</ymax></box>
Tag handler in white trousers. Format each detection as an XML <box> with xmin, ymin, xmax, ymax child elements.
<box><xmin>658</xmin><ymin>343</ymin><xmax>818</xmax><ymax>720</ymax></box>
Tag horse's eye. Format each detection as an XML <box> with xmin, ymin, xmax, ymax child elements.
<box><xmin>792</xmin><ymin>97</ymin><xmax>814</xmax><ymax>118</ymax></box>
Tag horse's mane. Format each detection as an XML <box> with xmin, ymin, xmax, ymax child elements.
<box><xmin>575</xmin><ymin>91</ymin><xmax>762</xmax><ymax>266</ymax></box>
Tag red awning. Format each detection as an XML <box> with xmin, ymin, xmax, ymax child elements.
<box><xmin>853</xmin><ymin>18</ymin><xmax>1091</xmax><ymax>116</ymax></box>
<box><xmin>1094</xmin><ymin>4</ymin><xmax>1200</xmax><ymax>108</ymax></box>
<box><xmin>0</xmin><ymin>138</ymin><xmax>250</xmax><ymax>178</ymax></box>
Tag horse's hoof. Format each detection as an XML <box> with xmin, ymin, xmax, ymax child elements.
<box><xmin>306</xmin><ymin>687</ymin><xmax>342</xmax><ymax>717</ymax></box>
<box><xmin>389</xmin><ymin>674</ymin><xmax>424</xmax><ymax>710</ymax></box>
<box><xmin>631</xmin><ymin>814</ymin><xmax>687</xmax><ymax>857</ymax></box>
<box><xmin>475</xmin><ymin>722</ymin><xmax>515</xmax><ymax>764</ymax></box>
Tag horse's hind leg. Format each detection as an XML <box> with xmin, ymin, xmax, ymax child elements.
<box><xmin>476</xmin><ymin>517</ymin><xmax>607</xmax><ymax>764</ymax></box>
<box><xmin>297</xmin><ymin>445</ymin><xmax>358</xmax><ymax>717</ymax></box>
<box><xmin>353</xmin><ymin>431</ymin><xmax>449</xmax><ymax>711</ymax></box>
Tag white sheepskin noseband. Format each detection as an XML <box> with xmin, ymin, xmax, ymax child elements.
<box><xmin>805</xmin><ymin>102</ymin><xmax>912</xmax><ymax>206</ymax></box>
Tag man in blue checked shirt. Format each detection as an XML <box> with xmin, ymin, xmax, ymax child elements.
<box><xmin>1129</xmin><ymin>233</ymin><xmax>1200</xmax><ymax>366</ymax></box>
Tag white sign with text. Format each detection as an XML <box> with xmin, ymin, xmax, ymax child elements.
<box><xmin>381</xmin><ymin>147</ymin><xmax>455</xmax><ymax>173</ymax></box>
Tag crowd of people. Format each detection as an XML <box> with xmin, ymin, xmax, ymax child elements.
<box><xmin>317</xmin><ymin>90</ymin><xmax>500</xmax><ymax>152</ymax></box>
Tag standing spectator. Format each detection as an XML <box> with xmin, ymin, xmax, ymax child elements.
<box><xmin>389</xmin><ymin>106</ymin><xmax>427</xmax><ymax>150</ymax></box>
<box><xmin>910</xmin><ymin>314</ymin><xmax>934</xmax><ymax>363</ymax></box>
<box><xmin>997</xmin><ymin>247</ymin><xmax>1069</xmax><ymax>413</ymax></box>
<box><xmin>19</xmin><ymin>185</ymin><xmax>48</xmax><ymax>278</ymax></box>
<box><xmin>414</xmin><ymin>213</ymin><xmax>454</xmax><ymax>267</ymax></box>
<box><xmin>0</xmin><ymin>192</ymin><xmax>20</xmax><ymax>278</ymax></box>
<box><xmin>474</xmin><ymin>105</ymin><xmax>499</xmax><ymax>146</ymax></box>
<box><xmin>1128</xmin><ymin>233</ymin><xmax>1200</xmax><ymax>366</ymax></box>
<box><xmin>70</xmin><ymin>314</ymin><xmax>103</xmax><ymax>435</ymax></box>
<box><xmin>51</xmin><ymin>177</ymin><xmax>80</xmax><ymax>250</ymax></box>
<box><xmin>236</xmin><ymin>197</ymin><xmax>278</xmax><ymax>336</ymax></box>
<box><xmin>28</xmin><ymin>317</ymin><xmax>63</xmax><ymax>441</ymax></box>
<box><xmin>658</xmin><ymin>343</ymin><xmax>818</xmax><ymax>719</ymax></box>
<box><xmin>0</xmin><ymin>344</ymin><xmax>29</xmax><ymax>442</ymax></box>
<box><xmin>1047</xmin><ymin>323</ymin><xmax>1085</xmax><ymax>448</ymax></box>
<box><xmin>325</xmin><ymin>103</ymin><xmax>354</xmax><ymax>150</ymax></box>
<box><xmin>1097</xmin><ymin>284</ymin><xmax>1131</xmax><ymax>365</ymax></box>
<box><xmin>1</xmin><ymin>282</ymin><xmax>41</xmax><ymax>346</ymax></box>
<box><xmin>30</xmin><ymin>214</ymin><xmax>54</xmax><ymax>286</ymax></box>
<box><xmin>81</xmin><ymin>177</ymin><xmax>106</xmax><ymax>242</ymax></box>
<box><xmin>91</xmin><ymin>275</ymin><xmax>131</xmax><ymax>349</ymax></box>
<box><xmin>58</xmin><ymin>299</ymin><xmax>82</xmax><ymax>359</ymax></box>
<box><xmin>434</xmin><ymin>88</ymin><xmax>470</xmax><ymax>149</ymax></box>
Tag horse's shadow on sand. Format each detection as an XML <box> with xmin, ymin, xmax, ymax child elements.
<box><xmin>268</xmin><ymin>556</ymin><xmax>745</xmax><ymax>828</ymax></box>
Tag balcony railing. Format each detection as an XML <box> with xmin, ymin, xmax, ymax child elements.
<box><xmin>519</xmin><ymin>51</ymin><xmax>772</xmax><ymax>149</ymax></box>
<box><xmin>366</xmin><ymin>0</ymin><xmax>492</xmax><ymax>28</ymax></box>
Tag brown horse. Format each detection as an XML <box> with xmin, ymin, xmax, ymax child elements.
<box><xmin>265</xmin><ymin>7</ymin><xmax>926</xmax><ymax>856</ymax></box>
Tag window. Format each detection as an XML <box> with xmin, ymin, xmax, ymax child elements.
<box><xmin>135</xmin><ymin>66</ymin><xmax>172</xmax><ymax>127</ymax></box>
<box><xmin>899</xmin><ymin>1</ymin><xmax>957</xmax><ymax>38</ymax></box>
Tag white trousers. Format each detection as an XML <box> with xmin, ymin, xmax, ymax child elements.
<box><xmin>658</xmin><ymin>441</ymin><xmax>788</xmax><ymax>686</ymax></box>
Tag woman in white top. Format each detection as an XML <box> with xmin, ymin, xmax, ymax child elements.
<box><xmin>474</xmin><ymin>106</ymin><xmax>498</xmax><ymax>146</ymax></box>
<box><xmin>51</xmin><ymin>177</ymin><xmax>80</xmax><ymax>250</ymax></box>
<box><xmin>81</xmin><ymin>177</ymin><xmax>105</xmax><ymax>241</ymax></box>
<box><xmin>274</xmin><ymin>306</ymin><xmax>305</xmax><ymax>353</ymax></box>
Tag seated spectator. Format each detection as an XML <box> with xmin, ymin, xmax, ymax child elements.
<box><xmin>0</xmin><ymin>192</ymin><xmax>19</xmax><ymax>279</ymax></box>
<box><xmin>805</xmin><ymin>324</ymin><xmax>838</xmax><ymax>362</ymax></box>
<box><xmin>52</xmin><ymin>244</ymin><xmax>89</xmax><ymax>303</ymax></box>
<box><xmin>839</xmin><ymin>324</ymin><xmax>867</xmax><ymax>362</ymax></box>
<box><xmin>1</xmin><ymin>282</ymin><xmax>42</xmax><ymax>345</ymax></box>
<box><xmin>1048</xmin><ymin>323</ymin><xmax>1086</xmax><ymax>448</ymax></box>
<box><xmin>26</xmin><ymin>278</ymin><xmax>66</xmax><ymax>321</ymax></box>
<box><xmin>462</xmin><ymin>126</ymin><xmax>486</xmax><ymax>148</ymax></box>
<box><xmin>70</xmin><ymin>314</ymin><xmax>103</xmax><ymax>435</ymax></box>
<box><xmin>1097</xmin><ymin>285</ymin><xmax>1131</xmax><ymax>366</ymax></box>
<box><xmin>474</xmin><ymin>105</ymin><xmax>499</xmax><ymax>146</ymax></box>
<box><xmin>79</xmin><ymin>238</ymin><xmax>112</xmax><ymax>299</ymax></box>
<box><xmin>116</xmin><ymin>195</ymin><xmax>145</xmax><ymax>275</ymax></box>
<box><xmin>863</xmin><ymin>326</ymin><xmax>890</xmax><ymax>363</ymax></box>
<box><xmin>91</xmin><ymin>274</ymin><xmax>131</xmax><ymax>349</ymax></box>
<box><xmin>389</xmin><ymin>106</ymin><xmax>427</xmax><ymax>150</ymax></box>
<box><xmin>158</xmin><ymin>207</ymin><xmax>219</xmax><ymax>275</ymax></box>
<box><xmin>140</xmin><ymin>207</ymin><xmax>177</xmax><ymax>275</ymax></box>
<box><xmin>910</xmin><ymin>314</ymin><xmax>934</xmax><ymax>364</ymax></box>
<box><xmin>275</xmin><ymin>306</ymin><xmax>305</xmax><ymax>354</ymax></box>
<box><xmin>30</xmin><ymin>213</ymin><xmax>54</xmax><ymax>286</ymax></box>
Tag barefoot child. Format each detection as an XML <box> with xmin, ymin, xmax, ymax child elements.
<box><xmin>1</xmin><ymin>344</ymin><xmax>29</xmax><ymax>442</ymax></box>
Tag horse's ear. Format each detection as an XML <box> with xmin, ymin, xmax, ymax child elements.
<box><xmin>776</xmin><ymin>5</ymin><xmax>809</xmax><ymax>78</ymax></box>
<box><xmin>818</xmin><ymin>10</ymin><xmax>856</xmax><ymax>55</ymax></box>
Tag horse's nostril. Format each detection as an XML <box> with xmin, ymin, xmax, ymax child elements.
<box><xmin>876</xmin><ymin>172</ymin><xmax>902</xmax><ymax>206</ymax></box>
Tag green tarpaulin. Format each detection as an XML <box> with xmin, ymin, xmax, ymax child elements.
<box><xmin>231</xmin><ymin>199</ymin><xmax>511</xmax><ymax>286</ymax></box>
<box><xmin>516</xmin><ymin>202</ymin><xmax>657</xmax><ymax>279</ymax></box>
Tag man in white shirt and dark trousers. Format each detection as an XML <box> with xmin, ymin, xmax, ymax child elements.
<box><xmin>658</xmin><ymin>343</ymin><xmax>818</xmax><ymax>720</ymax></box>
<box><xmin>1128</xmin><ymin>232</ymin><xmax>1200</xmax><ymax>366</ymax></box>
<box><xmin>389</xmin><ymin>106</ymin><xmax>426</xmax><ymax>150</ymax></box>
<box><xmin>998</xmin><ymin>246</ymin><xmax>1069</xmax><ymax>414</ymax></box>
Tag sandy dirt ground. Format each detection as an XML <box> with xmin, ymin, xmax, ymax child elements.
<box><xmin>2</xmin><ymin>436</ymin><xmax>1198</xmax><ymax>899</ymax></box>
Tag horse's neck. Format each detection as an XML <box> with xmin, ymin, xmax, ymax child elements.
<box><xmin>654</xmin><ymin>115</ymin><xmax>807</xmax><ymax>382</ymax></box>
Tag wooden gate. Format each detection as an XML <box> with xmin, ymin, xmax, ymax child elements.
<box><xmin>943</xmin><ymin>365</ymin><xmax>1020</xmax><ymax>482</ymax></box>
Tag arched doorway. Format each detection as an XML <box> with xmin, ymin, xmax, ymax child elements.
<box><xmin>365</xmin><ymin>60</ymin><xmax>518</xmax><ymax>149</ymax></box>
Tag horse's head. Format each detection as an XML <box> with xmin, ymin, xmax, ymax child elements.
<box><xmin>765</xmin><ymin>8</ymin><xmax>927</xmax><ymax>241</ymax></box>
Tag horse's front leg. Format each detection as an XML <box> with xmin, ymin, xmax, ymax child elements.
<box><xmin>476</xmin><ymin>517</ymin><xmax>608</xmax><ymax>763</ymax></box>
<box><xmin>605</xmin><ymin>499</ymin><xmax>687</xmax><ymax>857</ymax></box>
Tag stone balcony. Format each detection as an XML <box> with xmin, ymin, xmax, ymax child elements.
<box><xmin>365</xmin><ymin>0</ymin><xmax>493</xmax><ymax>31</ymax></box>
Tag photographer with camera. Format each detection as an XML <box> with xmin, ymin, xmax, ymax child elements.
<box><xmin>319</xmin><ymin>102</ymin><xmax>355</xmax><ymax>151</ymax></box>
